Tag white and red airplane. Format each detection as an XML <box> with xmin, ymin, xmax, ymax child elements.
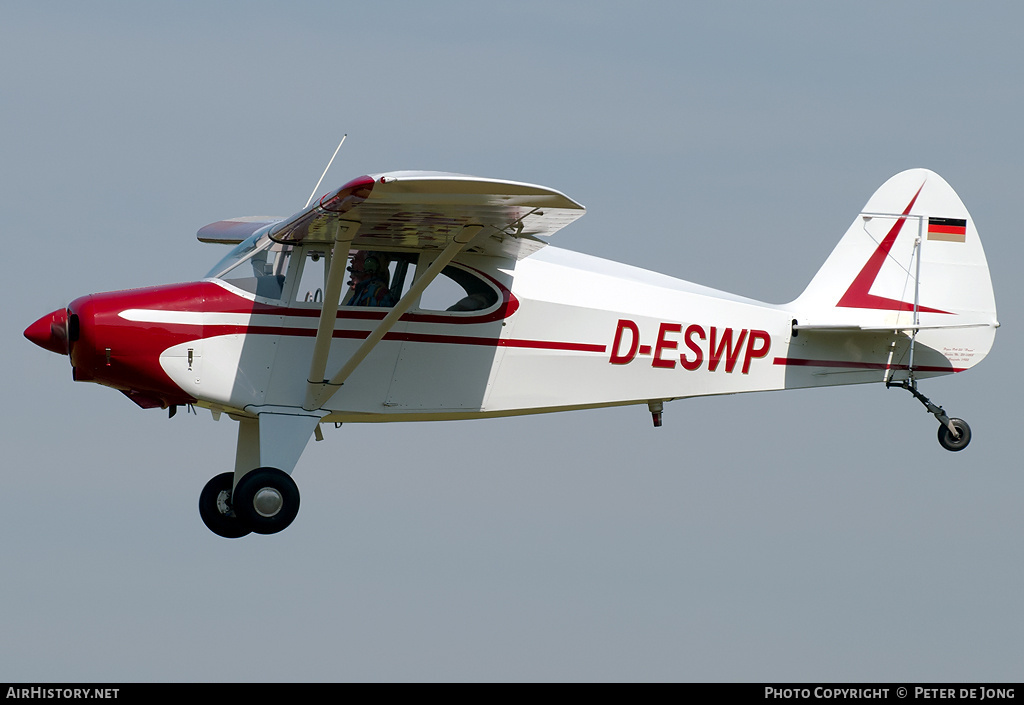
<box><xmin>24</xmin><ymin>168</ymin><xmax>998</xmax><ymax>538</ymax></box>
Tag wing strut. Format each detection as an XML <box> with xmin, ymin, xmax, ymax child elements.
<box><xmin>303</xmin><ymin>224</ymin><xmax>484</xmax><ymax>411</ymax></box>
<box><xmin>303</xmin><ymin>220</ymin><xmax>360</xmax><ymax>409</ymax></box>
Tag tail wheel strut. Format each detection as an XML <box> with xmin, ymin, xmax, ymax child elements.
<box><xmin>888</xmin><ymin>379</ymin><xmax>972</xmax><ymax>452</ymax></box>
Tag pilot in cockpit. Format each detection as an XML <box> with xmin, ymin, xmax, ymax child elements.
<box><xmin>346</xmin><ymin>251</ymin><xmax>396</xmax><ymax>307</ymax></box>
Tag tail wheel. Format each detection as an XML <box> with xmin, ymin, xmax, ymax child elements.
<box><xmin>232</xmin><ymin>467</ymin><xmax>300</xmax><ymax>535</ymax></box>
<box><xmin>937</xmin><ymin>418</ymin><xmax>972</xmax><ymax>452</ymax></box>
<box><xmin>199</xmin><ymin>472</ymin><xmax>251</xmax><ymax>539</ymax></box>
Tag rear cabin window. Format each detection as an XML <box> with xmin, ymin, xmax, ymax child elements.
<box><xmin>418</xmin><ymin>264</ymin><xmax>498</xmax><ymax>312</ymax></box>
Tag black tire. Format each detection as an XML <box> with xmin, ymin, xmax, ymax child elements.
<box><xmin>232</xmin><ymin>467</ymin><xmax>300</xmax><ymax>535</ymax></box>
<box><xmin>199</xmin><ymin>472</ymin><xmax>251</xmax><ymax>539</ymax></box>
<box><xmin>937</xmin><ymin>418</ymin><xmax>972</xmax><ymax>452</ymax></box>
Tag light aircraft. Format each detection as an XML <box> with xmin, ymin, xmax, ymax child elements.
<box><xmin>24</xmin><ymin>167</ymin><xmax>998</xmax><ymax>538</ymax></box>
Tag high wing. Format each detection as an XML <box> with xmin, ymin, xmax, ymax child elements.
<box><xmin>267</xmin><ymin>171</ymin><xmax>585</xmax><ymax>260</ymax></box>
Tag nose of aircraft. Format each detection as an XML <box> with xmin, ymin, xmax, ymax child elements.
<box><xmin>24</xmin><ymin>308</ymin><xmax>70</xmax><ymax>355</ymax></box>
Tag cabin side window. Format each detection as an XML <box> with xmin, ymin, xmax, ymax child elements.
<box><xmin>286</xmin><ymin>248</ymin><xmax>499</xmax><ymax>312</ymax></box>
<box><xmin>290</xmin><ymin>249</ymin><xmax>414</xmax><ymax>308</ymax></box>
<box><xmin>341</xmin><ymin>251</ymin><xmax>406</xmax><ymax>308</ymax></box>
<box><xmin>417</xmin><ymin>263</ymin><xmax>499</xmax><ymax>312</ymax></box>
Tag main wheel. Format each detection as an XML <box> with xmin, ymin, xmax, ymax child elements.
<box><xmin>232</xmin><ymin>467</ymin><xmax>300</xmax><ymax>535</ymax></box>
<box><xmin>937</xmin><ymin>418</ymin><xmax>972</xmax><ymax>452</ymax></box>
<box><xmin>199</xmin><ymin>472</ymin><xmax>251</xmax><ymax>539</ymax></box>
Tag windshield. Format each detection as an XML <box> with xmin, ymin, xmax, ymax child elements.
<box><xmin>205</xmin><ymin>232</ymin><xmax>264</xmax><ymax>279</ymax></box>
<box><xmin>206</xmin><ymin>231</ymin><xmax>293</xmax><ymax>300</ymax></box>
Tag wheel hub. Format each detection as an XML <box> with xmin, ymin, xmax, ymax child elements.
<box><xmin>253</xmin><ymin>487</ymin><xmax>284</xmax><ymax>517</ymax></box>
<box><xmin>215</xmin><ymin>490</ymin><xmax>234</xmax><ymax>516</ymax></box>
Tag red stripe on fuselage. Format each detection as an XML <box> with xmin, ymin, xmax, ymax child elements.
<box><xmin>182</xmin><ymin>324</ymin><xmax>607</xmax><ymax>353</ymax></box>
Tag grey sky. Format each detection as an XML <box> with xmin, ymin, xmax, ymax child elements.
<box><xmin>3</xmin><ymin>1</ymin><xmax>1022</xmax><ymax>681</ymax></box>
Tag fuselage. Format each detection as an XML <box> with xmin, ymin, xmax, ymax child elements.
<box><xmin>29</xmin><ymin>241</ymin><xmax>976</xmax><ymax>423</ymax></box>
<box><xmin>32</xmin><ymin>245</ymin><xmax>804</xmax><ymax>421</ymax></box>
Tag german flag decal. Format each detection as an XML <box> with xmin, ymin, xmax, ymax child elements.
<box><xmin>927</xmin><ymin>217</ymin><xmax>967</xmax><ymax>243</ymax></box>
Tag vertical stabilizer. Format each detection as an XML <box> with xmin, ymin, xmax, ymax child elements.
<box><xmin>787</xmin><ymin>169</ymin><xmax>997</xmax><ymax>375</ymax></box>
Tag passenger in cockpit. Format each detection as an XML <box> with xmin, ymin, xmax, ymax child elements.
<box><xmin>347</xmin><ymin>251</ymin><xmax>396</xmax><ymax>307</ymax></box>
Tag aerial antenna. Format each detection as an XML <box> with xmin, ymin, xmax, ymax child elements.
<box><xmin>305</xmin><ymin>134</ymin><xmax>348</xmax><ymax>208</ymax></box>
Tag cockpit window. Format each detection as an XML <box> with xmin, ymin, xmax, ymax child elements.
<box><xmin>207</xmin><ymin>233</ymin><xmax>293</xmax><ymax>300</ymax></box>
<box><xmin>295</xmin><ymin>249</ymin><xmax>328</xmax><ymax>304</ymax></box>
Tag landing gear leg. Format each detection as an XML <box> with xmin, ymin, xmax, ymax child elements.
<box><xmin>888</xmin><ymin>379</ymin><xmax>971</xmax><ymax>452</ymax></box>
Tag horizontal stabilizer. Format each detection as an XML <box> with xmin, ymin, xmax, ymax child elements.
<box><xmin>197</xmin><ymin>216</ymin><xmax>283</xmax><ymax>245</ymax></box>
<box><xmin>793</xmin><ymin>322</ymin><xmax>998</xmax><ymax>333</ymax></box>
